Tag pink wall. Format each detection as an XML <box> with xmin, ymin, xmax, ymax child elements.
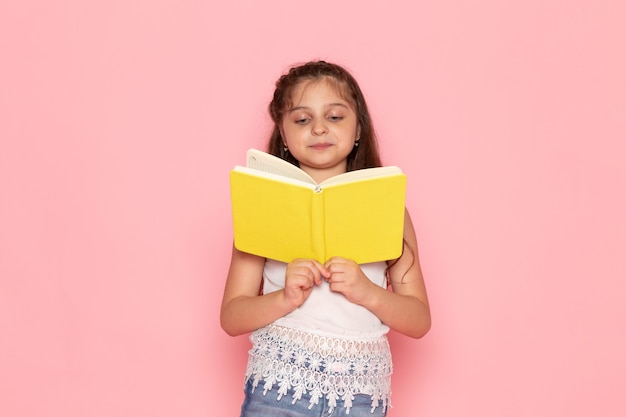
<box><xmin>1</xmin><ymin>1</ymin><xmax>625</xmax><ymax>416</ymax></box>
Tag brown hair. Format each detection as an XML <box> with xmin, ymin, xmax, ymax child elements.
<box><xmin>267</xmin><ymin>61</ymin><xmax>382</xmax><ymax>171</ymax></box>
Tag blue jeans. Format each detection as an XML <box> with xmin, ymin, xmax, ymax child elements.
<box><xmin>239</xmin><ymin>379</ymin><xmax>388</xmax><ymax>417</ymax></box>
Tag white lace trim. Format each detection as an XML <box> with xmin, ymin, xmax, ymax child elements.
<box><xmin>245</xmin><ymin>324</ymin><xmax>392</xmax><ymax>414</ymax></box>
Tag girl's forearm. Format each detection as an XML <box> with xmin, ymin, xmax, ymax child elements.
<box><xmin>220</xmin><ymin>289</ymin><xmax>295</xmax><ymax>336</ymax></box>
<box><xmin>363</xmin><ymin>286</ymin><xmax>431</xmax><ymax>339</ymax></box>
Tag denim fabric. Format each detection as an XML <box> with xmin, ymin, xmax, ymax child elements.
<box><xmin>239</xmin><ymin>379</ymin><xmax>388</xmax><ymax>417</ymax></box>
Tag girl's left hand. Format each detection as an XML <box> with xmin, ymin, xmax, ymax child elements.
<box><xmin>324</xmin><ymin>257</ymin><xmax>375</xmax><ymax>306</ymax></box>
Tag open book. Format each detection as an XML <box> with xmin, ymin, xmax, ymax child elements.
<box><xmin>229</xmin><ymin>149</ymin><xmax>406</xmax><ymax>264</ymax></box>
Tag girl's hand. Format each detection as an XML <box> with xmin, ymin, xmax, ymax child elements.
<box><xmin>324</xmin><ymin>257</ymin><xmax>375</xmax><ymax>305</ymax></box>
<box><xmin>284</xmin><ymin>259</ymin><xmax>329</xmax><ymax>308</ymax></box>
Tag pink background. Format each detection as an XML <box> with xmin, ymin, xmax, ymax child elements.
<box><xmin>1</xmin><ymin>1</ymin><xmax>625</xmax><ymax>416</ymax></box>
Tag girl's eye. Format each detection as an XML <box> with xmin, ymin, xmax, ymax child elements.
<box><xmin>295</xmin><ymin>118</ymin><xmax>309</xmax><ymax>125</ymax></box>
<box><xmin>329</xmin><ymin>116</ymin><xmax>343</xmax><ymax>122</ymax></box>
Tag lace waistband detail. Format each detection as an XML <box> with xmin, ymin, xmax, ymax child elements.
<box><xmin>245</xmin><ymin>324</ymin><xmax>392</xmax><ymax>414</ymax></box>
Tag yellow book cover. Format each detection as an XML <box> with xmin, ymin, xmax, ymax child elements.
<box><xmin>230</xmin><ymin>149</ymin><xmax>406</xmax><ymax>264</ymax></box>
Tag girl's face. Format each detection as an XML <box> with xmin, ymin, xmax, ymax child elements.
<box><xmin>280</xmin><ymin>78</ymin><xmax>360</xmax><ymax>183</ymax></box>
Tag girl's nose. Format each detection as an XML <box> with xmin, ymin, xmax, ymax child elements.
<box><xmin>311</xmin><ymin>120</ymin><xmax>328</xmax><ymax>136</ymax></box>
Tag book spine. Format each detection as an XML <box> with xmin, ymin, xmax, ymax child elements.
<box><xmin>311</xmin><ymin>189</ymin><xmax>325</xmax><ymax>263</ymax></box>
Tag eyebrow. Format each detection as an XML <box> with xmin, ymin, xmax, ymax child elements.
<box><xmin>288</xmin><ymin>102</ymin><xmax>350</xmax><ymax>113</ymax></box>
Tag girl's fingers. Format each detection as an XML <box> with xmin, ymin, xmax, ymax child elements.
<box><xmin>289</xmin><ymin>259</ymin><xmax>329</xmax><ymax>285</ymax></box>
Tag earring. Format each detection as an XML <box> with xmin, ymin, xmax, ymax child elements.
<box><xmin>283</xmin><ymin>145</ymin><xmax>288</xmax><ymax>152</ymax></box>
<box><xmin>354</xmin><ymin>140</ymin><xmax>360</xmax><ymax>147</ymax></box>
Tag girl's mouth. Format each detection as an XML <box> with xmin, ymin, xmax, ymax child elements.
<box><xmin>310</xmin><ymin>143</ymin><xmax>332</xmax><ymax>150</ymax></box>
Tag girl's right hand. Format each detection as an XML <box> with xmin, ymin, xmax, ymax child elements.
<box><xmin>283</xmin><ymin>259</ymin><xmax>329</xmax><ymax>308</ymax></box>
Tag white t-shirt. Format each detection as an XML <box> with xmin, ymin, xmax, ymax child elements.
<box><xmin>262</xmin><ymin>258</ymin><xmax>391</xmax><ymax>339</ymax></box>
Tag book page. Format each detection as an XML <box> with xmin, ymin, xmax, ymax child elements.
<box><xmin>246</xmin><ymin>149</ymin><xmax>315</xmax><ymax>184</ymax></box>
<box><xmin>319</xmin><ymin>166</ymin><xmax>403</xmax><ymax>187</ymax></box>
<box><xmin>245</xmin><ymin>149</ymin><xmax>403</xmax><ymax>188</ymax></box>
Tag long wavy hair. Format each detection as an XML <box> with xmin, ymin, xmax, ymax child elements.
<box><xmin>267</xmin><ymin>61</ymin><xmax>382</xmax><ymax>171</ymax></box>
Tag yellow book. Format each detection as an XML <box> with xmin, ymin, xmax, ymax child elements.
<box><xmin>230</xmin><ymin>149</ymin><xmax>406</xmax><ymax>264</ymax></box>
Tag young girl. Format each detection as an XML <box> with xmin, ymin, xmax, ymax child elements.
<box><xmin>221</xmin><ymin>61</ymin><xmax>431</xmax><ymax>417</ymax></box>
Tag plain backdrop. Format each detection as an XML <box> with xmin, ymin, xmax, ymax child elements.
<box><xmin>1</xmin><ymin>1</ymin><xmax>625</xmax><ymax>416</ymax></box>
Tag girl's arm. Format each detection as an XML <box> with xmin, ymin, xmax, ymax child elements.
<box><xmin>324</xmin><ymin>209</ymin><xmax>431</xmax><ymax>339</ymax></box>
<box><xmin>220</xmin><ymin>246</ymin><xmax>327</xmax><ymax>336</ymax></box>
<box><xmin>378</xmin><ymin>209</ymin><xmax>431</xmax><ymax>338</ymax></box>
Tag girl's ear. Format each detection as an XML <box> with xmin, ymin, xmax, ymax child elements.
<box><xmin>356</xmin><ymin>124</ymin><xmax>362</xmax><ymax>141</ymax></box>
